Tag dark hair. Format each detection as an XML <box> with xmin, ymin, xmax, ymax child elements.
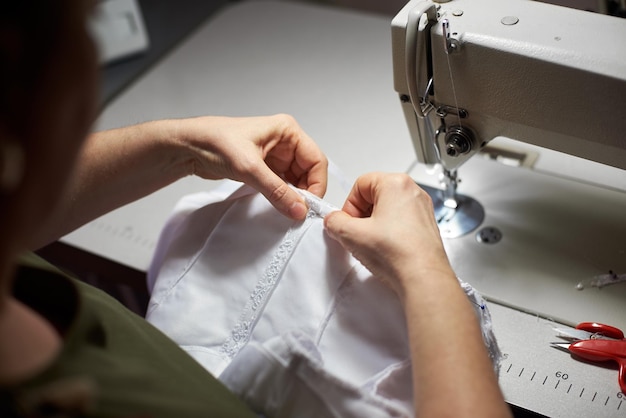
<box><xmin>0</xmin><ymin>2</ymin><xmax>67</xmax><ymax>132</ymax></box>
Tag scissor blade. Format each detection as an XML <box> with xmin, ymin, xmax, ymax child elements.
<box><xmin>553</xmin><ymin>328</ymin><xmax>594</xmax><ymax>341</ymax></box>
<box><xmin>550</xmin><ymin>343</ymin><xmax>571</xmax><ymax>353</ymax></box>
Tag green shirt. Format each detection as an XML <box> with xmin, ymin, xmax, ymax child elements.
<box><xmin>2</xmin><ymin>253</ymin><xmax>257</xmax><ymax>418</ymax></box>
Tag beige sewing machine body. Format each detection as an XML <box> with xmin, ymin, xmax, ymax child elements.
<box><xmin>393</xmin><ymin>0</ymin><xmax>626</xmax><ymax>173</ymax></box>
<box><xmin>392</xmin><ymin>0</ymin><xmax>626</xmax><ymax>331</ymax></box>
<box><xmin>393</xmin><ymin>5</ymin><xmax>626</xmax><ymax>412</ymax></box>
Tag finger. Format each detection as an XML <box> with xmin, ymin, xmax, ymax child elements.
<box><xmin>283</xmin><ymin>141</ymin><xmax>328</xmax><ymax>198</ymax></box>
<box><xmin>295</xmin><ymin>136</ymin><xmax>328</xmax><ymax>198</ymax></box>
<box><xmin>279</xmin><ymin>158</ymin><xmax>328</xmax><ymax>198</ymax></box>
<box><xmin>247</xmin><ymin>165</ymin><xmax>309</xmax><ymax>220</ymax></box>
<box><xmin>302</xmin><ymin>159</ymin><xmax>328</xmax><ymax>198</ymax></box>
<box><xmin>264</xmin><ymin>141</ymin><xmax>328</xmax><ymax>199</ymax></box>
<box><xmin>340</xmin><ymin>172</ymin><xmax>381</xmax><ymax>217</ymax></box>
<box><xmin>323</xmin><ymin>210</ymin><xmax>357</xmax><ymax>246</ymax></box>
<box><xmin>325</xmin><ymin>209</ymin><xmax>376</xmax><ymax>246</ymax></box>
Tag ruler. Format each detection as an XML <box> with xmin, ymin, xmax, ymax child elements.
<box><xmin>490</xmin><ymin>302</ymin><xmax>626</xmax><ymax>417</ymax></box>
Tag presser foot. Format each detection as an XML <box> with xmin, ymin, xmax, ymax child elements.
<box><xmin>418</xmin><ymin>184</ymin><xmax>485</xmax><ymax>238</ymax></box>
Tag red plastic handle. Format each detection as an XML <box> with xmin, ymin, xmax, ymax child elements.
<box><xmin>576</xmin><ymin>322</ymin><xmax>624</xmax><ymax>340</ymax></box>
<box><xmin>569</xmin><ymin>340</ymin><xmax>626</xmax><ymax>393</ymax></box>
<box><xmin>618</xmin><ymin>359</ymin><xmax>626</xmax><ymax>394</ymax></box>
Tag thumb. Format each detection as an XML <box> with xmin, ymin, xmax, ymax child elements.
<box><xmin>324</xmin><ymin>210</ymin><xmax>364</xmax><ymax>250</ymax></box>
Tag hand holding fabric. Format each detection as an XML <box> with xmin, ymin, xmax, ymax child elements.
<box><xmin>324</xmin><ymin>172</ymin><xmax>452</xmax><ymax>299</ymax></box>
<box><xmin>32</xmin><ymin>114</ymin><xmax>328</xmax><ymax>248</ymax></box>
<box><xmin>176</xmin><ymin>114</ymin><xmax>328</xmax><ymax>220</ymax></box>
<box><xmin>324</xmin><ymin>172</ymin><xmax>512</xmax><ymax>417</ymax></box>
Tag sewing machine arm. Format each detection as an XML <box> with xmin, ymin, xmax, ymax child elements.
<box><xmin>392</xmin><ymin>0</ymin><xmax>626</xmax><ymax>172</ymax></box>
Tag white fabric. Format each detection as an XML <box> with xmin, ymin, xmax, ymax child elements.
<box><xmin>146</xmin><ymin>181</ymin><xmax>502</xmax><ymax>418</ymax></box>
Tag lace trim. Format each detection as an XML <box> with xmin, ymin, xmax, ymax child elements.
<box><xmin>296</xmin><ymin>188</ymin><xmax>339</xmax><ymax>218</ymax></box>
<box><xmin>219</xmin><ymin>210</ymin><xmax>319</xmax><ymax>359</ymax></box>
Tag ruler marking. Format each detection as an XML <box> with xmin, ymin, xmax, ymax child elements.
<box><xmin>500</xmin><ymin>362</ymin><xmax>624</xmax><ymax>412</ymax></box>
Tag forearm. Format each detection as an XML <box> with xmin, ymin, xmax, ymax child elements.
<box><xmin>32</xmin><ymin>114</ymin><xmax>327</xmax><ymax>248</ymax></box>
<box><xmin>401</xmin><ymin>266</ymin><xmax>512</xmax><ymax>418</ymax></box>
<box><xmin>33</xmin><ymin>120</ymin><xmax>191</xmax><ymax>248</ymax></box>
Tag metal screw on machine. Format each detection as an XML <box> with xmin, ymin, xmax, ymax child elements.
<box><xmin>476</xmin><ymin>226</ymin><xmax>503</xmax><ymax>244</ymax></box>
<box><xmin>445</xmin><ymin>125</ymin><xmax>474</xmax><ymax>157</ymax></box>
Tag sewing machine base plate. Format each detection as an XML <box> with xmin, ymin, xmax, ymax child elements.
<box><xmin>421</xmin><ymin>184</ymin><xmax>486</xmax><ymax>238</ymax></box>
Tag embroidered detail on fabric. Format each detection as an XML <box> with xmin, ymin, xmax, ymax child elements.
<box><xmin>296</xmin><ymin>189</ymin><xmax>339</xmax><ymax>218</ymax></box>
<box><xmin>219</xmin><ymin>209</ymin><xmax>319</xmax><ymax>359</ymax></box>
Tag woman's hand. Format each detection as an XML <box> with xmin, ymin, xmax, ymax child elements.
<box><xmin>324</xmin><ymin>172</ymin><xmax>453</xmax><ymax>297</ymax></box>
<box><xmin>32</xmin><ymin>114</ymin><xmax>327</xmax><ymax>248</ymax></box>
<box><xmin>324</xmin><ymin>172</ymin><xmax>512</xmax><ymax>417</ymax></box>
<box><xmin>175</xmin><ymin>114</ymin><xmax>328</xmax><ymax>220</ymax></box>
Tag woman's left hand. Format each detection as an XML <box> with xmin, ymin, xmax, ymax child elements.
<box><xmin>176</xmin><ymin>114</ymin><xmax>328</xmax><ymax>220</ymax></box>
<box><xmin>32</xmin><ymin>114</ymin><xmax>327</xmax><ymax>248</ymax></box>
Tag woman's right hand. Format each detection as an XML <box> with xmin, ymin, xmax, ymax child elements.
<box><xmin>323</xmin><ymin>172</ymin><xmax>453</xmax><ymax>298</ymax></box>
<box><xmin>325</xmin><ymin>172</ymin><xmax>512</xmax><ymax>418</ymax></box>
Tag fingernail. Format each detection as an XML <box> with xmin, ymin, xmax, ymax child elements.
<box><xmin>289</xmin><ymin>201</ymin><xmax>308</xmax><ymax>220</ymax></box>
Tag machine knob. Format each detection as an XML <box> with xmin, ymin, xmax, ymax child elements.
<box><xmin>445</xmin><ymin>126</ymin><xmax>474</xmax><ymax>157</ymax></box>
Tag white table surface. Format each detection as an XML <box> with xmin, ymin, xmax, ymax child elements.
<box><xmin>63</xmin><ymin>1</ymin><xmax>626</xmax><ymax>416</ymax></box>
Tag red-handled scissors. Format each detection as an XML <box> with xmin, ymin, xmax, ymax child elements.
<box><xmin>553</xmin><ymin>322</ymin><xmax>626</xmax><ymax>393</ymax></box>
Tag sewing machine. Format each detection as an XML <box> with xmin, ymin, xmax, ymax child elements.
<box><xmin>393</xmin><ymin>2</ymin><xmax>626</xmax><ymax>414</ymax></box>
<box><xmin>392</xmin><ymin>0</ymin><xmax>626</xmax><ymax>326</ymax></box>
<box><xmin>392</xmin><ymin>0</ymin><xmax>626</xmax><ymax>237</ymax></box>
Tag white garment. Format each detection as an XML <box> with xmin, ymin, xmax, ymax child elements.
<box><xmin>146</xmin><ymin>182</ymin><xmax>502</xmax><ymax>418</ymax></box>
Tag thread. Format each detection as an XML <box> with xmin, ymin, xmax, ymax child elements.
<box><xmin>471</xmin><ymin>299</ymin><xmax>486</xmax><ymax>310</ymax></box>
<box><xmin>444</xmin><ymin>23</ymin><xmax>463</xmax><ymax>128</ymax></box>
